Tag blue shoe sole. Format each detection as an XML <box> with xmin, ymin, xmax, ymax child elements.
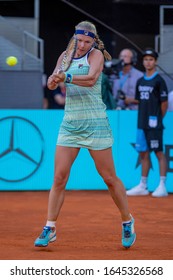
<box><xmin>35</xmin><ymin>243</ymin><xmax>48</xmax><ymax>247</ymax></box>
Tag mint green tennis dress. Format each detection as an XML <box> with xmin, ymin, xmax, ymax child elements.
<box><xmin>57</xmin><ymin>49</ymin><xmax>113</xmax><ymax>150</ymax></box>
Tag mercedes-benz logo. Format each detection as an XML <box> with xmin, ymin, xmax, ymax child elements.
<box><xmin>0</xmin><ymin>116</ymin><xmax>44</xmax><ymax>182</ymax></box>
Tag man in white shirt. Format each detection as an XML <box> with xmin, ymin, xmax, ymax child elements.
<box><xmin>168</xmin><ymin>90</ymin><xmax>173</xmax><ymax>111</ymax></box>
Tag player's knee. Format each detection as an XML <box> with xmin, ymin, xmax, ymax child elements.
<box><xmin>53</xmin><ymin>173</ymin><xmax>68</xmax><ymax>189</ymax></box>
<box><xmin>103</xmin><ymin>174</ymin><xmax>114</xmax><ymax>187</ymax></box>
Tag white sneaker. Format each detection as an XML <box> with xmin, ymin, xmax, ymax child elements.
<box><xmin>152</xmin><ymin>184</ymin><xmax>168</xmax><ymax>197</ymax></box>
<box><xmin>126</xmin><ymin>184</ymin><xmax>149</xmax><ymax>196</ymax></box>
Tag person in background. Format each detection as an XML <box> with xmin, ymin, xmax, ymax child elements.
<box><xmin>42</xmin><ymin>73</ymin><xmax>49</xmax><ymax>109</ymax></box>
<box><xmin>49</xmin><ymin>82</ymin><xmax>66</xmax><ymax>109</ymax></box>
<box><xmin>34</xmin><ymin>20</ymin><xmax>136</xmax><ymax>249</ymax></box>
<box><xmin>101</xmin><ymin>72</ymin><xmax>116</xmax><ymax>109</ymax></box>
<box><xmin>126</xmin><ymin>48</ymin><xmax>168</xmax><ymax>197</ymax></box>
<box><xmin>168</xmin><ymin>90</ymin><xmax>173</xmax><ymax>111</ymax></box>
<box><xmin>113</xmin><ymin>48</ymin><xmax>143</xmax><ymax>110</ymax></box>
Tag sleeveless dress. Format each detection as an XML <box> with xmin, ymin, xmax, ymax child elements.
<box><xmin>57</xmin><ymin>48</ymin><xmax>113</xmax><ymax>150</ymax></box>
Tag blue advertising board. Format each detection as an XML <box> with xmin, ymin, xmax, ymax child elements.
<box><xmin>0</xmin><ymin>110</ymin><xmax>172</xmax><ymax>193</ymax></box>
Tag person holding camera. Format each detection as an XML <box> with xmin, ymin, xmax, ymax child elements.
<box><xmin>113</xmin><ymin>49</ymin><xmax>143</xmax><ymax>110</ymax></box>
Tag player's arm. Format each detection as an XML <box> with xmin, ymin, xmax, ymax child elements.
<box><xmin>47</xmin><ymin>52</ymin><xmax>65</xmax><ymax>90</ymax></box>
<box><xmin>55</xmin><ymin>49</ymin><xmax>104</xmax><ymax>87</ymax></box>
<box><xmin>71</xmin><ymin>49</ymin><xmax>104</xmax><ymax>86</ymax></box>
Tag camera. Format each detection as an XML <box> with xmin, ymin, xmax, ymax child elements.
<box><xmin>117</xmin><ymin>89</ymin><xmax>126</xmax><ymax>100</ymax></box>
<box><xmin>104</xmin><ymin>59</ymin><xmax>124</xmax><ymax>77</ymax></box>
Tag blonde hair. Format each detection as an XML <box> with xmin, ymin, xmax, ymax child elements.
<box><xmin>75</xmin><ymin>21</ymin><xmax>112</xmax><ymax>61</ymax></box>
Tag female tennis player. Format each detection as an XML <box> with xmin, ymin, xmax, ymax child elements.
<box><xmin>34</xmin><ymin>21</ymin><xmax>136</xmax><ymax>249</ymax></box>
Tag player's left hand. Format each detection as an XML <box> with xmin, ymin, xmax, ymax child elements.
<box><xmin>47</xmin><ymin>72</ymin><xmax>65</xmax><ymax>89</ymax></box>
<box><xmin>51</xmin><ymin>72</ymin><xmax>65</xmax><ymax>83</ymax></box>
<box><xmin>57</xmin><ymin>71</ymin><xmax>66</xmax><ymax>82</ymax></box>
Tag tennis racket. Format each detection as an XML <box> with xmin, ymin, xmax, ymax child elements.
<box><xmin>57</xmin><ymin>35</ymin><xmax>78</xmax><ymax>73</ymax></box>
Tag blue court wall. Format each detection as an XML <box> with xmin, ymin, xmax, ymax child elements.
<box><xmin>0</xmin><ymin>110</ymin><xmax>172</xmax><ymax>192</ymax></box>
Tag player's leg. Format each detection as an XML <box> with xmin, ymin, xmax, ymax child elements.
<box><xmin>34</xmin><ymin>146</ymin><xmax>80</xmax><ymax>247</ymax></box>
<box><xmin>89</xmin><ymin>147</ymin><xmax>129</xmax><ymax>220</ymax></box>
<box><xmin>47</xmin><ymin>146</ymin><xmax>80</xmax><ymax>221</ymax></box>
<box><xmin>89</xmin><ymin>147</ymin><xmax>136</xmax><ymax>248</ymax></box>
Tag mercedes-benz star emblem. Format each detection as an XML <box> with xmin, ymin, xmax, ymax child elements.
<box><xmin>0</xmin><ymin>116</ymin><xmax>44</xmax><ymax>182</ymax></box>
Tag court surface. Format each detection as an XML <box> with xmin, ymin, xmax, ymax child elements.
<box><xmin>0</xmin><ymin>190</ymin><xmax>172</xmax><ymax>260</ymax></box>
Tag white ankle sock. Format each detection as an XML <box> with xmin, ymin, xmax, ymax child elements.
<box><xmin>140</xmin><ymin>176</ymin><xmax>147</xmax><ymax>185</ymax></box>
<box><xmin>122</xmin><ymin>214</ymin><xmax>132</xmax><ymax>224</ymax></box>
<box><xmin>46</xmin><ymin>221</ymin><xmax>56</xmax><ymax>228</ymax></box>
<box><xmin>160</xmin><ymin>176</ymin><xmax>166</xmax><ymax>185</ymax></box>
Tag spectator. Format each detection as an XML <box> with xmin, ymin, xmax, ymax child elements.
<box><xmin>101</xmin><ymin>72</ymin><xmax>116</xmax><ymax>109</ymax></box>
<box><xmin>113</xmin><ymin>48</ymin><xmax>143</xmax><ymax>110</ymax></box>
<box><xmin>49</xmin><ymin>82</ymin><xmax>66</xmax><ymax>109</ymax></box>
<box><xmin>42</xmin><ymin>73</ymin><xmax>49</xmax><ymax>109</ymax></box>
<box><xmin>168</xmin><ymin>90</ymin><xmax>173</xmax><ymax>111</ymax></box>
<box><xmin>126</xmin><ymin>48</ymin><xmax>168</xmax><ymax>197</ymax></box>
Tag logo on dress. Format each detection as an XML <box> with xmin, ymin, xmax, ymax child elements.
<box><xmin>78</xmin><ymin>64</ymin><xmax>83</xmax><ymax>68</ymax></box>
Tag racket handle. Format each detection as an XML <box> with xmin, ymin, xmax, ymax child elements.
<box><xmin>57</xmin><ymin>69</ymin><xmax>63</xmax><ymax>74</ymax></box>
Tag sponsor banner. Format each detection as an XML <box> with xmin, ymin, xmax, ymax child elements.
<box><xmin>0</xmin><ymin>110</ymin><xmax>172</xmax><ymax>192</ymax></box>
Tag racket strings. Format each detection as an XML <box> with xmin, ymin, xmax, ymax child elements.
<box><xmin>60</xmin><ymin>36</ymin><xmax>77</xmax><ymax>72</ymax></box>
